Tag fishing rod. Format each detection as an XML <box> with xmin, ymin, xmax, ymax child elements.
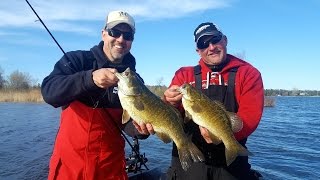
<box><xmin>24</xmin><ymin>0</ymin><xmax>149</xmax><ymax>171</ymax></box>
<box><xmin>25</xmin><ymin>0</ymin><xmax>66</xmax><ymax>55</ymax></box>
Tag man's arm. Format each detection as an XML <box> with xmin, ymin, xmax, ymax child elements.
<box><xmin>234</xmin><ymin>66</ymin><xmax>264</xmax><ymax>140</ymax></box>
<box><xmin>41</xmin><ymin>52</ymin><xmax>98</xmax><ymax>107</ymax></box>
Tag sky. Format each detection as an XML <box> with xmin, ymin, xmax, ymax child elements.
<box><xmin>0</xmin><ymin>0</ymin><xmax>320</xmax><ymax>90</ymax></box>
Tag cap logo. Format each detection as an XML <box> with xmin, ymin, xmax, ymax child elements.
<box><xmin>195</xmin><ymin>24</ymin><xmax>211</xmax><ymax>35</ymax></box>
<box><xmin>118</xmin><ymin>11</ymin><xmax>129</xmax><ymax>17</ymax></box>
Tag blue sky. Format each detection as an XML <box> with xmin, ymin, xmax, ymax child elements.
<box><xmin>0</xmin><ymin>0</ymin><xmax>319</xmax><ymax>90</ymax></box>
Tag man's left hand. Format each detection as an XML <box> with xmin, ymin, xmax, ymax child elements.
<box><xmin>132</xmin><ymin>121</ymin><xmax>155</xmax><ymax>135</ymax></box>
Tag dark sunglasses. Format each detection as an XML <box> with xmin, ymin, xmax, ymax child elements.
<box><xmin>106</xmin><ymin>28</ymin><xmax>134</xmax><ymax>41</ymax></box>
<box><xmin>197</xmin><ymin>34</ymin><xmax>223</xmax><ymax>49</ymax></box>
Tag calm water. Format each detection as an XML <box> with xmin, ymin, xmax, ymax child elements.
<box><xmin>0</xmin><ymin>97</ymin><xmax>319</xmax><ymax>180</ymax></box>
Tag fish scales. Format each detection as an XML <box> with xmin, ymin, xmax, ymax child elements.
<box><xmin>115</xmin><ymin>68</ymin><xmax>204</xmax><ymax>171</ymax></box>
<box><xmin>179</xmin><ymin>83</ymin><xmax>250</xmax><ymax>166</ymax></box>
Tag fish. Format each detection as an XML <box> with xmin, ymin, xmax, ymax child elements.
<box><xmin>115</xmin><ymin>68</ymin><xmax>204</xmax><ymax>171</ymax></box>
<box><xmin>178</xmin><ymin>83</ymin><xmax>250</xmax><ymax>166</ymax></box>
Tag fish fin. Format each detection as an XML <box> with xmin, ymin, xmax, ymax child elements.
<box><xmin>171</xmin><ymin>106</ymin><xmax>184</xmax><ymax>123</ymax></box>
<box><xmin>213</xmin><ymin>100</ymin><xmax>227</xmax><ymax>110</ymax></box>
<box><xmin>177</xmin><ymin>141</ymin><xmax>205</xmax><ymax>171</ymax></box>
<box><xmin>227</xmin><ymin>112</ymin><xmax>243</xmax><ymax>133</ymax></box>
<box><xmin>184</xmin><ymin>111</ymin><xmax>192</xmax><ymax>123</ymax></box>
<box><xmin>122</xmin><ymin>109</ymin><xmax>131</xmax><ymax>124</ymax></box>
<box><xmin>191</xmin><ymin>104</ymin><xmax>202</xmax><ymax>113</ymax></box>
<box><xmin>208</xmin><ymin>132</ymin><xmax>222</xmax><ymax>145</ymax></box>
<box><xmin>177</xmin><ymin>147</ymin><xmax>192</xmax><ymax>171</ymax></box>
<box><xmin>133</xmin><ymin>99</ymin><xmax>144</xmax><ymax>110</ymax></box>
<box><xmin>225</xmin><ymin>141</ymin><xmax>250</xmax><ymax>166</ymax></box>
<box><xmin>187</xmin><ymin>142</ymin><xmax>205</xmax><ymax>163</ymax></box>
<box><xmin>156</xmin><ymin>132</ymin><xmax>172</xmax><ymax>144</ymax></box>
<box><xmin>225</xmin><ymin>147</ymin><xmax>238</xmax><ymax>167</ymax></box>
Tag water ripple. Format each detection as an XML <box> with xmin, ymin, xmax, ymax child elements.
<box><xmin>1</xmin><ymin>97</ymin><xmax>320</xmax><ymax>179</ymax></box>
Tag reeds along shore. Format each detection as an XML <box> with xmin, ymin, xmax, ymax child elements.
<box><xmin>0</xmin><ymin>89</ymin><xmax>43</xmax><ymax>103</ymax></box>
<box><xmin>0</xmin><ymin>88</ymin><xmax>276</xmax><ymax>107</ymax></box>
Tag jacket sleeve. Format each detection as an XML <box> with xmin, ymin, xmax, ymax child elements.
<box><xmin>41</xmin><ymin>52</ymin><xmax>98</xmax><ymax>108</ymax></box>
<box><xmin>234</xmin><ymin>66</ymin><xmax>264</xmax><ymax>140</ymax></box>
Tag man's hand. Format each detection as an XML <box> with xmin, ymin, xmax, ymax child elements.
<box><xmin>92</xmin><ymin>68</ymin><xmax>118</xmax><ymax>89</ymax></box>
<box><xmin>132</xmin><ymin>121</ymin><xmax>155</xmax><ymax>135</ymax></box>
<box><xmin>163</xmin><ymin>85</ymin><xmax>183</xmax><ymax>107</ymax></box>
<box><xmin>199</xmin><ymin>126</ymin><xmax>222</xmax><ymax>144</ymax></box>
<box><xmin>199</xmin><ymin>126</ymin><xmax>213</xmax><ymax>144</ymax></box>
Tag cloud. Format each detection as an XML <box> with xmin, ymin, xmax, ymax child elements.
<box><xmin>0</xmin><ymin>0</ymin><xmax>231</xmax><ymax>34</ymax></box>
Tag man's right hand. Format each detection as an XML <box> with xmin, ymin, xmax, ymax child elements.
<box><xmin>163</xmin><ymin>85</ymin><xmax>183</xmax><ymax>107</ymax></box>
<box><xmin>92</xmin><ymin>68</ymin><xmax>119</xmax><ymax>89</ymax></box>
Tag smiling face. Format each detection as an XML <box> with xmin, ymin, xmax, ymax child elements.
<box><xmin>196</xmin><ymin>35</ymin><xmax>228</xmax><ymax>65</ymax></box>
<box><xmin>102</xmin><ymin>23</ymin><xmax>134</xmax><ymax>63</ymax></box>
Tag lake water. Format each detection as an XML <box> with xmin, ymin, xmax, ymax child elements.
<box><xmin>0</xmin><ymin>96</ymin><xmax>319</xmax><ymax>180</ymax></box>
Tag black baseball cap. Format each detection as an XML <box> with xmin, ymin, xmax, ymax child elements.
<box><xmin>194</xmin><ymin>22</ymin><xmax>223</xmax><ymax>44</ymax></box>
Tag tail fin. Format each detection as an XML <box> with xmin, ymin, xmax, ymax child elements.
<box><xmin>177</xmin><ymin>141</ymin><xmax>204</xmax><ymax>171</ymax></box>
<box><xmin>177</xmin><ymin>147</ymin><xmax>192</xmax><ymax>171</ymax></box>
<box><xmin>187</xmin><ymin>141</ymin><xmax>204</xmax><ymax>163</ymax></box>
<box><xmin>225</xmin><ymin>142</ymin><xmax>250</xmax><ymax>166</ymax></box>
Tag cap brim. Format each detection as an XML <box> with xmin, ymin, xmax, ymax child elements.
<box><xmin>107</xmin><ymin>21</ymin><xmax>135</xmax><ymax>32</ymax></box>
<box><xmin>196</xmin><ymin>30</ymin><xmax>221</xmax><ymax>43</ymax></box>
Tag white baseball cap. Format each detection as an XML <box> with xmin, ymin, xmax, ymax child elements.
<box><xmin>105</xmin><ymin>10</ymin><xmax>135</xmax><ymax>33</ymax></box>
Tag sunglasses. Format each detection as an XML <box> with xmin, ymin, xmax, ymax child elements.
<box><xmin>106</xmin><ymin>28</ymin><xmax>134</xmax><ymax>41</ymax></box>
<box><xmin>197</xmin><ymin>34</ymin><xmax>223</xmax><ymax>49</ymax></box>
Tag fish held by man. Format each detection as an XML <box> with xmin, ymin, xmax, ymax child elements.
<box><xmin>178</xmin><ymin>83</ymin><xmax>250</xmax><ymax>166</ymax></box>
<box><xmin>115</xmin><ymin>68</ymin><xmax>204</xmax><ymax>171</ymax></box>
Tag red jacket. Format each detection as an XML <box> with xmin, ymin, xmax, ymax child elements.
<box><xmin>167</xmin><ymin>54</ymin><xmax>264</xmax><ymax>140</ymax></box>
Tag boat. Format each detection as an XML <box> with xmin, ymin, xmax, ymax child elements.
<box><xmin>125</xmin><ymin>137</ymin><xmax>166</xmax><ymax>180</ymax></box>
<box><xmin>125</xmin><ymin>137</ymin><xmax>263</xmax><ymax>180</ymax></box>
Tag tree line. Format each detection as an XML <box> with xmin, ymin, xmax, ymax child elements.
<box><xmin>0</xmin><ymin>66</ymin><xmax>39</xmax><ymax>90</ymax></box>
<box><xmin>265</xmin><ymin>89</ymin><xmax>320</xmax><ymax>96</ymax></box>
<box><xmin>1</xmin><ymin>66</ymin><xmax>319</xmax><ymax>96</ymax></box>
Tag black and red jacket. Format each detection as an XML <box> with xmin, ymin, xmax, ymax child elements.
<box><xmin>42</xmin><ymin>41</ymin><xmax>139</xmax><ymax>179</ymax></box>
<box><xmin>167</xmin><ymin>54</ymin><xmax>264</xmax><ymax>140</ymax></box>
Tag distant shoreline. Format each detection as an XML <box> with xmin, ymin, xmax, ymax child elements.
<box><xmin>0</xmin><ymin>89</ymin><xmax>43</xmax><ymax>102</ymax></box>
<box><xmin>0</xmin><ymin>89</ymin><xmax>318</xmax><ymax>103</ymax></box>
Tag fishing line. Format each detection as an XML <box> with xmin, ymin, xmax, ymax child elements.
<box><xmin>25</xmin><ymin>0</ymin><xmax>148</xmax><ymax>171</ymax></box>
<box><xmin>25</xmin><ymin>0</ymin><xmax>66</xmax><ymax>55</ymax></box>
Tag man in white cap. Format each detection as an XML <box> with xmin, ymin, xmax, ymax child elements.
<box><xmin>42</xmin><ymin>10</ymin><xmax>151</xmax><ymax>180</ymax></box>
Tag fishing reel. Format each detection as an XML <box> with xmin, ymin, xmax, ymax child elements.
<box><xmin>125</xmin><ymin>136</ymin><xmax>148</xmax><ymax>173</ymax></box>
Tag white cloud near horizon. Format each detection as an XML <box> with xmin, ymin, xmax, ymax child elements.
<box><xmin>0</xmin><ymin>0</ymin><xmax>232</xmax><ymax>34</ymax></box>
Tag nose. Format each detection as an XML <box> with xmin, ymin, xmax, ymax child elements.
<box><xmin>207</xmin><ymin>42</ymin><xmax>216</xmax><ymax>49</ymax></box>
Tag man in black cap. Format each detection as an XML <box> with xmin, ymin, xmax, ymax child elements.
<box><xmin>164</xmin><ymin>22</ymin><xmax>264</xmax><ymax>179</ymax></box>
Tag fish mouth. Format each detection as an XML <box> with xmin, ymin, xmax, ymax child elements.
<box><xmin>179</xmin><ymin>84</ymin><xmax>195</xmax><ymax>101</ymax></box>
<box><xmin>115</xmin><ymin>68</ymin><xmax>132</xmax><ymax>82</ymax></box>
<box><xmin>180</xmin><ymin>83</ymin><xmax>189</xmax><ymax>91</ymax></box>
<box><xmin>114</xmin><ymin>71</ymin><xmax>142</xmax><ymax>96</ymax></box>
<box><xmin>178</xmin><ymin>86</ymin><xmax>183</xmax><ymax>93</ymax></box>
<box><xmin>114</xmin><ymin>72</ymin><xmax>127</xmax><ymax>83</ymax></box>
<box><xmin>178</xmin><ymin>84</ymin><xmax>187</xmax><ymax>95</ymax></box>
<box><xmin>114</xmin><ymin>72</ymin><xmax>121</xmax><ymax>79</ymax></box>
